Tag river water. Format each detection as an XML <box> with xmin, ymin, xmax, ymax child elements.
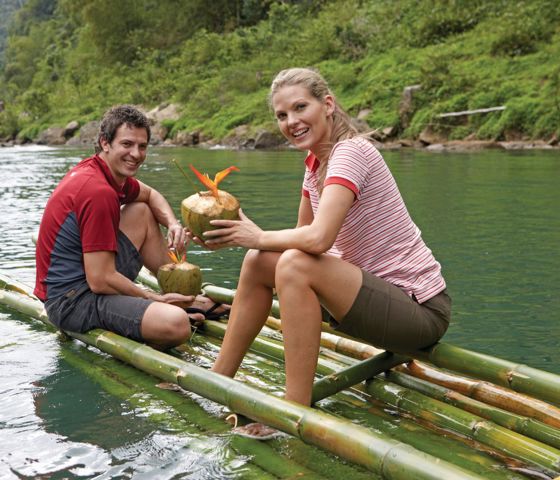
<box><xmin>0</xmin><ymin>144</ymin><xmax>558</xmax><ymax>478</ymax></box>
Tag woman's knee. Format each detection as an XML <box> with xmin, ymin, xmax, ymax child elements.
<box><xmin>275</xmin><ymin>249</ymin><xmax>314</xmax><ymax>286</ymax></box>
<box><xmin>240</xmin><ymin>249</ymin><xmax>280</xmax><ymax>281</ymax></box>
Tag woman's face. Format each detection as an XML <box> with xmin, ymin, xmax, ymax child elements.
<box><xmin>272</xmin><ymin>84</ymin><xmax>334</xmax><ymax>154</ymax></box>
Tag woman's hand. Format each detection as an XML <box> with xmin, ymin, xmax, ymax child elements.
<box><xmin>198</xmin><ymin>209</ymin><xmax>263</xmax><ymax>249</ymax></box>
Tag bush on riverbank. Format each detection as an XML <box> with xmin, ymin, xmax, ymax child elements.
<box><xmin>1</xmin><ymin>0</ymin><xmax>559</xmax><ymax>145</ymax></box>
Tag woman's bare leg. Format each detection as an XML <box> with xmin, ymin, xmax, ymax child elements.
<box><xmin>275</xmin><ymin>250</ymin><xmax>362</xmax><ymax>405</ymax></box>
<box><xmin>212</xmin><ymin>249</ymin><xmax>280</xmax><ymax>377</ymax></box>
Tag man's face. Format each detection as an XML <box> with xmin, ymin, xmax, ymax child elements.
<box><xmin>100</xmin><ymin>124</ymin><xmax>148</xmax><ymax>183</ymax></box>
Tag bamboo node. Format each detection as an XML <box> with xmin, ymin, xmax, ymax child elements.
<box><xmin>471</xmin><ymin>420</ymin><xmax>489</xmax><ymax>433</ymax></box>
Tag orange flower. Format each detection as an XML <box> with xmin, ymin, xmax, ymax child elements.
<box><xmin>189</xmin><ymin>165</ymin><xmax>239</xmax><ymax>199</ymax></box>
<box><xmin>167</xmin><ymin>250</ymin><xmax>186</xmax><ymax>264</ymax></box>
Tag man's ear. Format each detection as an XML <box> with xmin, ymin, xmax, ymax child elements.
<box><xmin>99</xmin><ymin>136</ymin><xmax>110</xmax><ymax>153</ymax></box>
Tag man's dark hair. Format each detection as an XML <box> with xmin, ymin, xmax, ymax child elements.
<box><xmin>95</xmin><ymin>105</ymin><xmax>151</xmax><ymax>153</ymax></box>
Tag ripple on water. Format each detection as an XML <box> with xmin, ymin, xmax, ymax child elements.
<box><xmin>0</xmin><ymin>315</ymin><xmax>112</xmax><ymax>478</ymax></box>
<box><xmin>1</xmin><ymin>145</ymin><xmax>559</xmax><ymax>478</ymax></box>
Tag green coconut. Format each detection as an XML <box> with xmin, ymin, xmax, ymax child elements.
<box><xmin>157</xmin><ymin>261</ymin><xmax>202</xmax><ymax>297</ymax></box>
<box><xmin>181</xmin><ymin>190</ymin><xmax>240</xmax><ymax>239</ymax></box>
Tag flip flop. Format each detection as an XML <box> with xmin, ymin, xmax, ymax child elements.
<box><xmin>231</xmin><ymin>422</ymin><xmax>283</xmax><ymax>441</ymax></box>
<box><xmin>186</xmin><ymin>302</ymin><xmax>229</xmax><ymax>320</ymax></box>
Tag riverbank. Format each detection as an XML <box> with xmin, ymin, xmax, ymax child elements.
<box><xmin>2</xmin><ymin>85</ymin><xmax>558</xmax><ymax>153</ymax></box>
<box><xmin>2</xmin><ymin>2</ymin><xmax>559</xmax><ymax>152</ymax></box>
<box><xmin>2</xmin><ymin>130</ymin><xmax>557</xmax><ymax>152</ymax></box>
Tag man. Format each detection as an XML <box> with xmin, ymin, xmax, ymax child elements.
<box><xmin>35</xmin><ymin>105</ymin><xmax>204</xmax><ymax>349</ymax></box>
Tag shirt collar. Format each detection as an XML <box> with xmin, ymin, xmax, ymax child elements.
<box><xmin>304</xmin><ymin>151</ymin><xmax>320</xmax><ymax>173</ymax></box>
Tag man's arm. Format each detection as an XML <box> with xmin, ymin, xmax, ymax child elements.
<box><xmin>135</xmin><ymin>180</ymin><xmax>186</xmax><ymax>251</ymax></box>
<box><xmin>84</xmin><ymin>250</ymin><xmax>194</xmax><ymax>304</ymax></box>
<box><xmin>84</xmin><ymin>250</ymin><xmax>150</xmax><ymax>296</ymax></box>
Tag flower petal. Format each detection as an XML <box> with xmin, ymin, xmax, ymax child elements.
<box><xmin>214</xmin><ymin>166</ymin><xmax>240</xmax><ymax>186</ymax></box>
<box><xmin>190</xmin><ymin>164</ymin><xmax>218</xmax><ymax>197</ymax></box>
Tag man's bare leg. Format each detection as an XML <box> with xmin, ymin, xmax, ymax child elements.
<box><xmin>120</xmin><ymin>202</ymin><xmax>191</xmax><ymax>348</ymax></box>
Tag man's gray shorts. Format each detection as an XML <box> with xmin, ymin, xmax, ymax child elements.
<box><xmin>45</xmin><ymin>232</ymin><xmax>153</xmax><ymax>342</ymax></box>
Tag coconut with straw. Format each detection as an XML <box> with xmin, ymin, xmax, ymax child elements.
<box><xmin>157</xmin><ymin>249</ymin><xmax>202</xmax><ymax>305</ymax></box>
<box><xmin>174</xmin><ymin>161</ymin><xmax>240</xmax><ymax>239</ymax></box>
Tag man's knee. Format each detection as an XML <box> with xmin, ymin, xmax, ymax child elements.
<box><xmin>142</xmin><ymin>304</ymin><xmax>191</xmax><ymax>346</ymax></box>
<box><xmin>167</xmin><ymin>316</ymin><xmax>191</xmax><ymax>345</ymax></box>
<box><xmin>121</xmin><ymin>201</ymin><xmax>153</xmax><ymax>225</ymax></box>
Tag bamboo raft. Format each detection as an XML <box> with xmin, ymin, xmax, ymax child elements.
<box><xmin>1</xmin><ymin>268</ymin><xmax>560</xmax><ymax>480</ymax></box>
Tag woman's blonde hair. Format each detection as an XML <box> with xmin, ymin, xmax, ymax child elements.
<box><xmin>269</xmin><ymin>68</ymin><xmax>358</xmax><ymax>190</ymax></box>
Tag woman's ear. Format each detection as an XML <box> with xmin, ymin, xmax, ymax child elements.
<box><xmin>324</xmin><ymin>95</ymin><xmax>335</xmax><ymax>117</ymax></box>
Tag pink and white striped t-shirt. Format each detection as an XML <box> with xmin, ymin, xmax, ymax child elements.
<box><xmin>302</xmin><ymin>136</ymin><xmax>446</xmax><ymax>304</ymax></box>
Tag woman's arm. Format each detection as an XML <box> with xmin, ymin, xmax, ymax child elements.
<box><xmin>296</xmin><ymin>195</ymin><xmax>313</xmax><ymax>228</ymax></box>
<box><xmin>205</xmin><ymin>184</ymin><xmax>355</xmax><ymax>255</ymax></box>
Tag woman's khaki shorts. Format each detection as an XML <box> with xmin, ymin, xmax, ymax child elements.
<box><xmin>330</xmin><ymin>270</ymin><xmax>451</xmax><ymax>353</ymax></box>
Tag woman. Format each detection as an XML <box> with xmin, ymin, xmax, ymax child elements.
<box><xmin>200</xmin><ymin>67</ymin><xmax>451</xmax><ymax>435</ymax></box>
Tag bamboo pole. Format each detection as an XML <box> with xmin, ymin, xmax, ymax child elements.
<box><xmin>189</xmin><ymin>334</ymin><xmax>529</xmax><ymax>480</ymax></box>
<box><xmin>202</xmin><ymin>319</ymin><xmax>560</xmax><ymax>476</ymax></box>
<box><xmin>225</xmin><ymin>313</ymin><xmax>560</xmax><ymax>455</ymax></box>
<box><xmin>261</xmin><ymin>313</ymin><xmax>560</xmax><ymax>430</ymax></box>
<box><xmin>311</xmin><ymin>351</ymin><xmax>410</xmax><ymax>403</ymax></box>
<box><xmin>364</xmin><ymin>378</ymin><xmax>560</xmax><ymax>475</ymax></box>
<box><xmin>415</xmin><ymin>343</ymin><xmax>560</xmax><ymax>407</ymax></box>
<box><xmin>207</xmin><ymin>319</ymin><xmax>560</xmax><ymax>453</ymax></box>
<box><xmin>264</xmin><ymin>314</ymin><xmax>383</xmax><ymax>359</ymax></box>
<box><xmin>62</xmin><ymin>347</ymin><xmax>330</xmax><ymax>480</ymax></box>
<box><xmin>0</xmin><ymin>285</ymin><xmax>486</xmax><ymax>480</ymax></box>
<box><xmin>397</xmin><ymin>360</ymin><xmax>560</xmax><ymax>428</ymax></box>
<box><xmin>112</xmin><ymin>341</ymin><xmax>375</xmax><ymax>480</ymax></box>
<box><xmin>385</xmin><ymin>369</ymin><xmax>560</xmax><ymax>451</ymax></box>
<box><xmin>201</xmin><ymin>283</ymin><xmax>560</xmax><ymax>406</ymax></box>
<box><xmin>60</xmin><ymin>349</ymin><xmax>280</xmax><ymax>480</ymax></box>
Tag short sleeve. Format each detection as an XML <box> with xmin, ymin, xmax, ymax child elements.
<box><xmin>75</xmin><ymin>185</ymin><xmax>120</xmax><ymax>253</ymax></box>
<box><xmin>325</xmin><ymin>138</ymin><xmax>379</xmax><ymax>198</ymax></box>
<box><xmin>122</xmin><ymin>177</ymin><xmax>140</xmax><ymax>204</ymax></box>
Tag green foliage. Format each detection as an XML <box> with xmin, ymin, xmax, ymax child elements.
<box><xmin>410</xmin><ymin>1</ymin><xmax>487</xmax><ymax>48</ymax></box>
<box><xmin>0</xmin><ymin>108</ymin><xmax>20</xmax><ymax>139</ymax></box>
<box><xmin>20</xmin><ymin>87</ymin><xmax>51</xmax><ymax>120</ymax></box>
<box><xmin>489</xmin><ymin>1</ymin><xmax>559</xmax><ymax>57</ymax></box>
<box><xmin>0</xmin><ymin>0</ymin><xmax>24</xmax><ymax>70</ymax></box>
<box><xmin>1</xmin><ymin>0</ymin><xmax>559</xmax><ymax>142</ymax></box>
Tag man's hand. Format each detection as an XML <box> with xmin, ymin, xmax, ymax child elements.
<box><xmin>167</xmin><ymin>220</ymin><xmax>188</xmax><ymax>252</ymax></box>
<box><xmin>148</xmin><ymin>291</ymin><xmax>195</xmax><ymax>309</ymax></box>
